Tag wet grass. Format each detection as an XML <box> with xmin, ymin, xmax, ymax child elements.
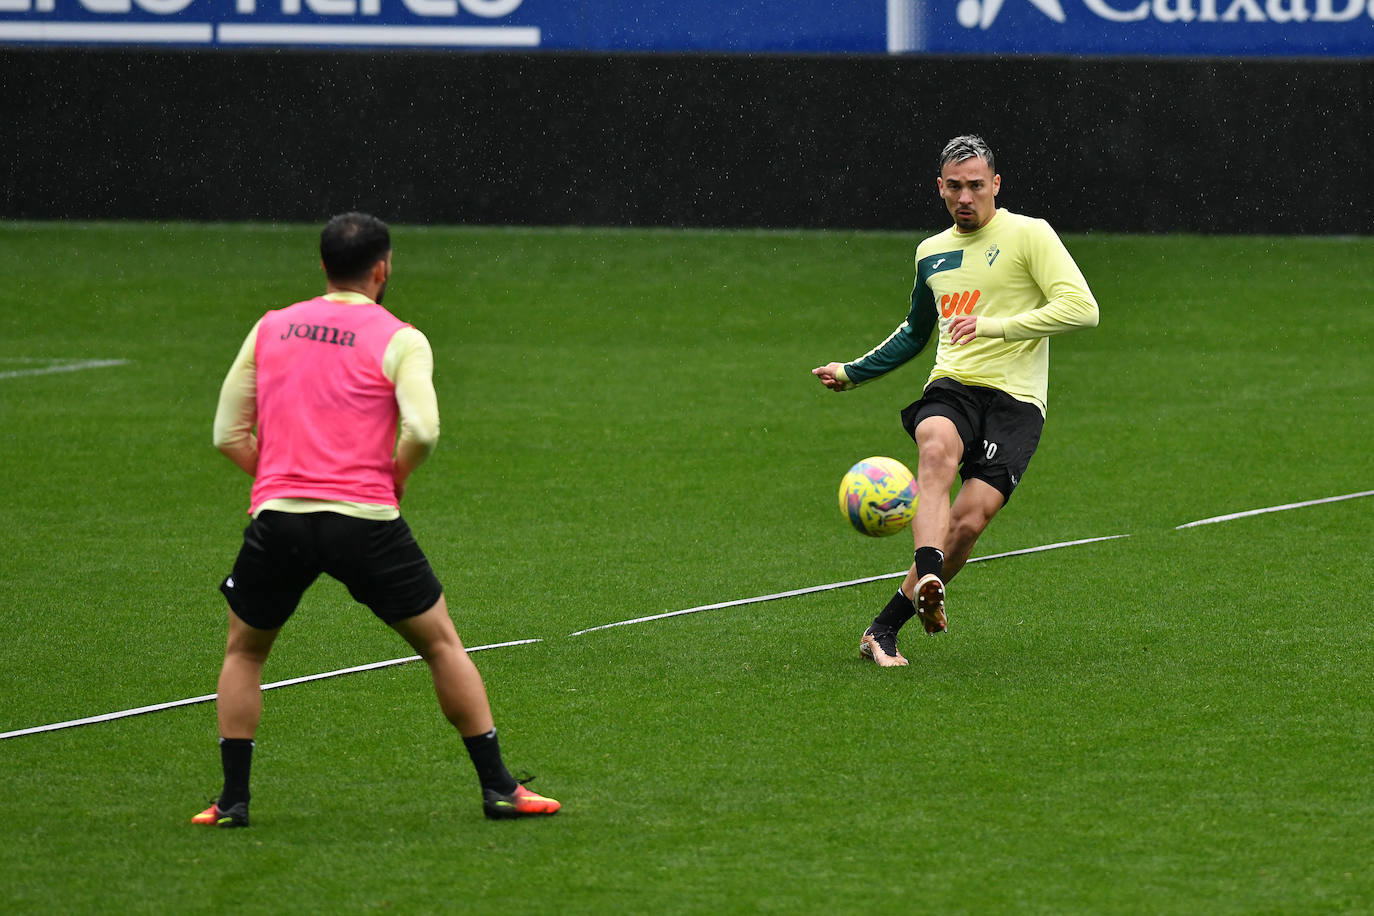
<box><xmin>1</xmin><ymin>222</ymin><xmax>1371</xmax><ymax>914</ymax></box>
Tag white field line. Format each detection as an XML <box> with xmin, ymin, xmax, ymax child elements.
<box><xmin>1176</xmin><ymin>489</ymin><xmax>1374</xmax><ymax>529</ymax></box>
<box><xmin>567</xmin><ymin>534</ymin><xmax>1131</xmax><ymax>637</ymax></box>
<box><xmin>0</xmin><ymin>638</ymin><xmax>541</xmax><ymax>741</ymax></box>
<box><xmin>0</xmin><ymin>358</ymin><xmax>129</xmax><ymax>380</ymax></box>
<box><xmin>5</xmin><ymin>485</ymin><xmax>1365</xmax><ymax>742</ymax></box>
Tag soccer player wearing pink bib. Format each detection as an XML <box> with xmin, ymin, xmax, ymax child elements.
<box><xmin>194</xmin><ymin>212</ymin><xmax>559</xmax><ymax>826</ymax></box>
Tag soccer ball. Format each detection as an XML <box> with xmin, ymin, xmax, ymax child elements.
<box><xmin>838</xmin><ymin>456</ymin><xmax>918</xmax><ymax>537</ymax></box>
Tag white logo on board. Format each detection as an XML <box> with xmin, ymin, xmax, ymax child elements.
<box><xmin>958</xmin><ymin>0</ymin><xmax>1066</xmax><ymax>28</ymax></box>
<box><xmin>957</xmin><ymin>0</ymin><xmax>1373</xmax><ymax>26</ymax></box>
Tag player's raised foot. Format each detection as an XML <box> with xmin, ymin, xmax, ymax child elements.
<box><xmin>915</xmin><ymin>574</ymin><xmax>947</xmax><ymax>634</ymax></box>
<box><xmin>191</xmin><ymin>800</ymin><xmax>249</xmax><ymax>828</ymax></box>
<box><xmin>483</xmin><ymin>784</ymin><xmax>561</xmax><ymax>820</ymax></box>
<box><xmin>860</xmin><ymin>624</ymin><xmax>909</xmax><ymax>667</ymax></box>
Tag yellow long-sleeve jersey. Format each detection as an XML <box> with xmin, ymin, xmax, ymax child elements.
<box><xmin>840</xmin><ymin>209</ymin><xmax>1099</xmax><ymax>415</ymax></box>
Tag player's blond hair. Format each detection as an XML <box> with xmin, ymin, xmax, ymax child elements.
<box><xmin>939</xmin><ymin>135</ymin><xmax>996</xmax><ymax>175</ymax></box>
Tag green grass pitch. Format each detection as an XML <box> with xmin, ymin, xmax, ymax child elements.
<box><xmin>1</xmin><ymin>222</ymin><xmax>1371</xmax><ymax>914</ymax></box>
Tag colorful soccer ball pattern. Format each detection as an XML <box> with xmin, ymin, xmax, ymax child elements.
<box><xmin>838</xmin><ymin>456</ymin><xmax>918</xmax><ymax>537</ymax></box>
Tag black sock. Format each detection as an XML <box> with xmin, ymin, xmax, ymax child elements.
<box><xmin>872</xmin><ymin>589</ymin><xmax>916</xmax><ymax>631</ymax></box>
<box><xmin>915</xmin><ymin>546</ymin><xmax>945</xmax><ymax>581</ymax></box>
<box><xmin>462</xmin><ymin>728</ymin><xmax>519</xmax><ymax>795</ymax></box>
<box><xmin>218</xmin><ymin>738</ymin><xmax>254</xmax><ymax>808</ymax></box>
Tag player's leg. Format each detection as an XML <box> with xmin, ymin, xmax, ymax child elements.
<box><xmin>193</xmin><ymin>611</ymin><xmax>279</xmax><ymax>827</ymax></box>
<box><xmin>329</xmin><ymin>511</ymin><xmax>556</xmax><ymax>818</ymax></box>
<box><xmin>389</xmin><ymin>594</ymin><xmax>494</xmax><ymax>737</ymax></box>
<box><xmin>196</xmin><ymin>511</ymin><xmax>310</xmax><ymax>828</ymax></box>
<box><xmin>941</xmin><ymin>478</ymin><xmax>1006</xmax><ymax>582</ymax></box>
<box><xmin>939</xmin><ymin>391</ymin><xmax>1042</xmax><ymax>582</ymax></box>
<box><xmin>389</xmin><ymin>597</ymin><xmax>560</xmax><ymax>818</ymax></box>
<box><xmin>217</xmin><ymin>609</ymin><xmax>280</xmax><ymax>739</ymax></box>
<box><xmin>909</xmin><ymin>414</ymin><xmax>964</xmax><ymax>563</ymax></box>
<box><xmin>861</xmin><ymin>414</ymin><xmax>964</xmax><ymax>664</ymax></box>
<box><xmin>901</xmin><ymin>415</ymin><xmax>964</xmax><ymax>633</ymax></box>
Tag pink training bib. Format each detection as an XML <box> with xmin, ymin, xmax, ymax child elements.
<box><xmin>250</xmin><ymin>297</ymin><xmax>409</xmax><ymax>513</ymax></box>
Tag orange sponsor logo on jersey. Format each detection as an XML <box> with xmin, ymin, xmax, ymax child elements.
<box><xmin>940</xmin><ymin>289</ymin><xmax>980</xmax><ymax>317</ymax></box>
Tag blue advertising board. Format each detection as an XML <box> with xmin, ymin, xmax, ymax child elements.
<box><xmin>890</xmin><ymin>0</ymin><xmax>1374</xmax><ymax>56</ymax></box>
<box><xmin>1</xmin><ymin>0</ymin><xmax>1371</xmax><ymax>55</ymax></box>
<box><xmin>0</xmin><ymin>1</ymin><xmax>886</xmax><ymax>51</ymax></box>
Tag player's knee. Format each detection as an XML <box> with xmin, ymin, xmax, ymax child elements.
<box><xmin>226</xmin><ymin>641</ymin><xmax>273</xmax><ymax>666</ymax></box>
<box><xmin>225</xmin><ymin>626</ymin><xmax>277</xmax><ymax>665</ymax></box>
<box><xmin>916</xmin><ymin>436</ymin><xmax>959</xmax><ymax>476</ymax></box>
<box><xmin>403</xmin><ymin>622</ymin><xmax>463</xmax><ymax>665</ymax></box>
<box><xmin>419</xmin><ymin>638</ymin><xmax>458</xmax><ymax>667</ymax></box>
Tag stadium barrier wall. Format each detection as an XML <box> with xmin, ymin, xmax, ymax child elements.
<box><xmin>3</xmin><ymin>48</ymin><xmax>1370</xmax><ymax>234</ymax></box>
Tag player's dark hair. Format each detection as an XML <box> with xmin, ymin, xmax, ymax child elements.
<box><xmin>939</xmin><ymin>135</ymin><xmax>995</xmax><ymax>175</ymax></box>
<box><xmin>320</xmin><ymin>212</ymin><xmax>391</xmax><ymax>283</ymax></box>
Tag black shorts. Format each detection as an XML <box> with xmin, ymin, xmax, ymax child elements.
<box><xmin>219</xmin><ymin>510</ymin><xmax>444</xmax><ymax>630</ymax></box>
<box><xmin>900</xmin><ymin>377</ymin><xmax>1045</xmax><ymax>502</ymax></box>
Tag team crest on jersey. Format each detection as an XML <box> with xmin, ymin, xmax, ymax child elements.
<box><xmin>985</xmin><ymin>243</ymin><xmax>1000</xmax><ymax>266</ymax></box>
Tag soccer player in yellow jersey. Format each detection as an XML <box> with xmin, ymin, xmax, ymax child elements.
<box><xmin>813</xmin><ymin>136</ymin><xmax>1099</xmax><ymax>667</ymax></box>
